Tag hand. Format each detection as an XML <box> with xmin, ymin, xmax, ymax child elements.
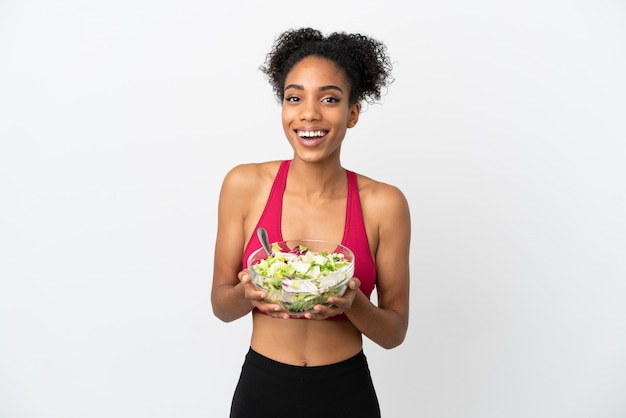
<box><xmin>302</xmin><ymin>277</ymin><xmax>361</xmax><ymax>320</ymax></box>
<box><xmin>239</xmin><ymin>270</ymin><xmax>291</xmax><ymax>319</ymax></box>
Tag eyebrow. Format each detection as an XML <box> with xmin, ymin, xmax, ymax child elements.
<box><xmin>284</xmin><ymin>84</ymin><xmax>344</xmax><ymax>94</ymax></box>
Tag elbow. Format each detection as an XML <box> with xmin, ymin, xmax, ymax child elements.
<box><xmin>379</xmin><ymin>318</ymin><xmax>408</xmax><ymax>349</ymax></box>
<box><xmin>211</xmin><ymin>304</ymin><xmax>240</xmax><ymax>323</ymax></box>
<box><xmin>211</xmin><ymin>297</ymin><xmax>251</xmax><ymax>323</ymax></box>
<box><xmin>380</xmin><ymin>334</ymin><xmax>406</xmax><ymax>350</ymax></box>
<box><xmin>211</xmin><ymin>290</ymin><xmax>236</xmax><ymax>323</ymax></box>
<box><xmin>212</xmin><ymin>310</ymin><xmax>231</xmax><ymax>323</ymax></box>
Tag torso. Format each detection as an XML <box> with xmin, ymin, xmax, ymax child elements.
<box><xmin>242</xmin><ymin>160</ymin><xmax>376</xmax><ymax>366</ymax></box>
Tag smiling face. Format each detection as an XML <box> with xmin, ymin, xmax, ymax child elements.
<box><xmin>281</xmin><ymin>56</ymin><xmax>360</xmax><ymax>163</ymax></box>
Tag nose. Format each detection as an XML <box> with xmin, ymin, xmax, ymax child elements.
<box><xmin>300</xmin><ymin>99</ymin><xmax>321</xmax><ymax>121</ymax></box>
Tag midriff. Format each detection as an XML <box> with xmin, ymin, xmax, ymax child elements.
<box><xmin>250</xmin><ymin>311</ymin><xmax>363</xmax><ymax>367</ymax></box>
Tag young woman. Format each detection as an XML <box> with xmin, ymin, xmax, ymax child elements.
<box><xmin>211</xmin><ymin>27</ymin><xmax>411</xmax><ymax>418</ymax></box>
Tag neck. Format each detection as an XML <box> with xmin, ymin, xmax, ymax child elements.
<box><xmin>287</xmin><ymin>158</ymin><xmax>346</xmax><ymax>198</ymax></box>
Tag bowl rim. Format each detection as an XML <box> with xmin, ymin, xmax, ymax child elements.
<box><xmin>247</xmin><ymin>236</ymin><xmax>353</xmax><ymax>257</ymax></box>
<box><xmin>246</xmin><ymin>238</ymin><xmax>355</xmax><ymax>286</ymax></box>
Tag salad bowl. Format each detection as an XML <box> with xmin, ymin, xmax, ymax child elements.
<box><xmin>247</xmin><ymin>239</ymin><xmax>355</xmax><ymax>315</ymax></box>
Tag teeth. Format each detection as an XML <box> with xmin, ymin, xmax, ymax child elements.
<box><xmin>298</xmin><ymin>130</ymin><xmax>326</xmax><ymax>138</ymax></box>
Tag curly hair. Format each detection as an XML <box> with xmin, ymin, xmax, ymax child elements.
<box><xmin>260</xmin><ymin>27</ymin><xmax>394</xmax><ymax>105</ymax></box>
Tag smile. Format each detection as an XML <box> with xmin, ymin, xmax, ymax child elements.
<box><xmin>297</xmin><ymin>130</ymin><xmax>328</xmax><ymax>138</ymax></box>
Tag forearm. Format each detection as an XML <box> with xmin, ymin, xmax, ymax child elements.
<box><xmin>211</xmin><ymin>281</ymin><xmax>254</xmax><ymax>323</ymax></box>
<box><xmin>345</xmin><ymin>292</ymin><xmax>408</xmax><ymax>349</ymax></box>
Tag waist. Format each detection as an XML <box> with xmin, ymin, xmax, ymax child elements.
<box><xmin>250</xmin><ymin>311</ymin><xmax>362</xmax><ymax>366</ymax></box>
<box><xmin>243</xmin><ymin>346</ymin><xmax>369</xmax><ymax>378</ymax></box>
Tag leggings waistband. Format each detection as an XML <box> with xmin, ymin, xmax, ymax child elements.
<box><xmin>244</xmin><ymin>347</ymin><xmax>368</xmax><ymax>380</ymax></box>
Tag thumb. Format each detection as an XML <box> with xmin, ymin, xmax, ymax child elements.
<box><xmin>349</xmin><ymin>277</ymin><xmax>360</xmax><ymax>289</ymax></box>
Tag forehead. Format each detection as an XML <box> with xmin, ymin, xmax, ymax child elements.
<box><xmin>284</xmin><ymin>56</ymin><xmax>349</xmax><ymax>87</ymax></box>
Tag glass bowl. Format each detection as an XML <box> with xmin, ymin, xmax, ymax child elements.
<box><xmin>247</xmin><ymin>239</ymin><xmax>355</xmax><ymax>315</ymax></box>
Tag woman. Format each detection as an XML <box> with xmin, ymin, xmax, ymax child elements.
<box><xmin>211</xmin><ymin>27</ymin><xmax>411</xmax><ymax>418</ymax></box>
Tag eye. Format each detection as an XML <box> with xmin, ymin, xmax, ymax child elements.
<box><xmin>285</xmin><ymin>96</ymin><xmax>301</xmax><ymax>103</ymax></box>
<box><xmin>321</xmin><ymin>97</ymin><xmax>339</xmax><ymax>104</ymax></box>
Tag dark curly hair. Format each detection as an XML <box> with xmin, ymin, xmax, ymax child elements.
<box><xmin>260</xmin><ymin>27</ymin><xmax>394</xmax><ymax>105</ymax></box>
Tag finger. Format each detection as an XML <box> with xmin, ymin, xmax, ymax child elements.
<box><xmin>304</xmin><ymin>310</ymin><xmax>326</xmax><ymax>320</ymax></box>
<box><xmin>244</xmin><ymin>283</ymin><xmax>266</xmax><ymax>300</ymax></box>
<box><xmin>256</xmin><ymin>301</ymin><xmax>283</xmax><ymax>312</ymax></box>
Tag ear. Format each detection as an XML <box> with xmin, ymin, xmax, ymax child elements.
<box><xmin>347</xmin><ymin>103</ymin><xmax>361</xmax><ymax>128</ymax></box>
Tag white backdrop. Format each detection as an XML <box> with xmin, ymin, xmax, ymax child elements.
<box><xmin>1</xmin><ymin>1</ymin><xmax>625</xmax><ymax>417</ymax></box>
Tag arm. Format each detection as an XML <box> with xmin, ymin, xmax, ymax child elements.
<box><xmin>211</xmin><ymin>164</ymin><xmax>266</xmax><ymax>322</ymax></box>
<box><xmin>211</xmin><ymin>162</ymin><xmax>288</xmax><ymax>322</ymax></box>
<box><xmin>315</xmin><ymin>183</ymin><xmax>411</xmax><ymax>348</ymax></box>
<box><xmin>348</xmin><ymin>184</ymin><xmax>411</xmax><ymax>348</ymax></box>
<box><xmin>211</xmin><ymin>165</ymin><xmax>254</xmax><ymax>322</ymax></box>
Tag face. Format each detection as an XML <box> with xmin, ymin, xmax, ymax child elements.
<box><xmin>281</xmin><ymin>56</ymin><xmax>360</xmax><ymax>162</ymax></box>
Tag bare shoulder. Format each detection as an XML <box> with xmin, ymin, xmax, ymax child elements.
<box><xmin>221</xmin><ymin>160</ymin><xmax>283</xmax><ymax>194</ymax></box>
<box><xmin>355</xmin><ymin>173</ymin><xmax>411</xmax><ymax>276</ymax></box>
<box><xmin>355</xmin><ymin>173</ymin><xmax>410</xmax><ymax>215</ymax></box>
<box><xmin>354</xmin><ymin>172</ymin><xmax>410</xmax><ymax>256</ymax></box>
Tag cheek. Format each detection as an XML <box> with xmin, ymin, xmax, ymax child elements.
<box><xmin>280</xmin><ymin>108</ymin><xmax>289</xmax><ymax>125</ymax></box>
<box><xmin>281</xmin><ymin>111</ymin><xmax>291</xmax><ymax>127</ymax></box>
<box><xmin>281</xmin><ymin>111</ymin><xmax>294</xmax><ymax>135</ymax></box>
<box><xmin>337</xmin><ymin>111</ymin><xmax>353</xmax><ymax>128</ymax></box>
<box><xmin>281</xmin><ymin>106</ymin><xmax>294</xmax><ymax>122</ymax></box>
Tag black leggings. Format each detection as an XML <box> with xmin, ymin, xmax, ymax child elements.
<box><xmin>230</xmin><ymin>347</ymin><xmax>381</xmax><ymax>418</ymax></box>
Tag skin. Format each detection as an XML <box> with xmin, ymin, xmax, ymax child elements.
<box><xmin>211</xmin><ymin>56</ymin><xmax>411</xmax><ymax>366</ymax></box>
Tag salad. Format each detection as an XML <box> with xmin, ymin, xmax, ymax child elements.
<box><xmin>250</xmin><ymin>242</ymin><xmax>353</xmax><ymax>312</ymax></box>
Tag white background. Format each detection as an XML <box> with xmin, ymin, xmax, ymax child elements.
<box><xmin>1</xmin><ymin>1</ymin><xmax>625</xmax><ymax>417</ymax></box>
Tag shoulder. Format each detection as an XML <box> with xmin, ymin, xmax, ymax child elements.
<box><xmin>218</xmin><ymin>160</ymin><xmax>286</xmax><ymax>220</ymax></box>
<box><xmin>221</xmin><ymin>160</ymin><xmax>284</xmax><ymax>193</ymax></box>
<box><xmin>354</xmin><ymin>172</ymin><xmax>409</xmax><ymax>214</ymax></box>
<box><xmin>352</xmin><ymin>171</ymin><xmax>411</xmax><ymax>253</ymax></box>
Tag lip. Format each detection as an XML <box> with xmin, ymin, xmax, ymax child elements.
<box><xmin>294</xmin><ymin>129</ymin><xmax>328</xmax><ymax>147</ymax></box>
<box><xmin>294</xmin><ymin>128</ymin><xmax>328</xmax><ymax>147</ymax></box>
